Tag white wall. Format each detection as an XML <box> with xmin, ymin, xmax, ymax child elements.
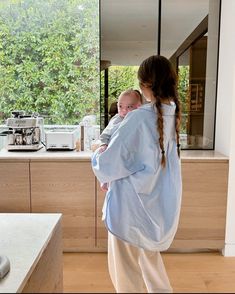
<box><xmin>215</xmin><ymin>0</ymin><xmax>235</xmax><ymax>256</ymax></box>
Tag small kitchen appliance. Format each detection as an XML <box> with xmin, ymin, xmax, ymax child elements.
<box><xmin>45</xmin><ymin>127</ymin><xmax>79</xmax><ymax>150</ymax></box>
<box><xmin>5</xmin><ymin>110</ymin><xmax>44</xmax><ymax>151</ymax></box>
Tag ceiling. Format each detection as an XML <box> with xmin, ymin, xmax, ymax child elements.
<box><xmin>101</xmin><ymin>0</ymin><xmax>209</xmax><ymax>66</ymax></box>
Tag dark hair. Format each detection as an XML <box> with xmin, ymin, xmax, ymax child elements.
<box><xmin>138</xmin><ymin>55</ymin><xmax>181</xmax><ymax>167</ymax></box>
<box><xmin>133</xmin><ymin>89</ymin><xmax>143</xmax><ymax>104</ymax></box>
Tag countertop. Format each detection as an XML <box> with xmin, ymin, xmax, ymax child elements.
<box><xmin>0</xmin><ymin>148</ymin><xmax>91</xmax><ymax>161</ymax></box>
<box><xmin>0</xmin><ymin>213</ymin><xmax>62</xmax><ymax>293</ymax></box>
<box><xmin>0</xmin><ymin>148</ymin><xmax>229</xmax><ymax>162</ymax></box>
<box><xmin>180</xmin><ymin>150</ymin><xmax>228</xmax><ymax>162</ymax></box>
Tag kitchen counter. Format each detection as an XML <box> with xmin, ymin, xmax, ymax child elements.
<box><xmin>0</xmin><ymin>148</ymin><xmax>91</xmax><ymax>161</ymax></box>
<box><xmin>0</xmin><ymin>213</ymin><xmax>63</xmax><ymax>293</ymax></box>
<box><xmin>0</xmin><ymin>147</ymin><xmax>229</xmax><ymax>162</ymax></box>
<box><xmin>181</xmin><ymin>150</ymin><xmax>228</xmax><ymax>162</ymax></box>
<box><xmin>0</xmin><ymin>148</ymin><xmax>229</xmax><ymax>252</ymax></box>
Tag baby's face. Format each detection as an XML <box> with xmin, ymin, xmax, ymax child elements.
<box><xmin>117</xmin><ymin>94</ymin><xmax>141</xmax><ymax>118</ymax></box>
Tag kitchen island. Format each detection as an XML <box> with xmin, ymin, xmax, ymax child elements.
<box><xmin>0</xmin><ymin>148</ymin><xmax>229</xmax><ymax>252</ymax></box>
<box><xmin>0</xmin><ymin>213</ymin><xmax>63</xmax><ymax>293</ymax></box>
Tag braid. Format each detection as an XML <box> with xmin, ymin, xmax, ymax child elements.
<box><xmin>138</xmin><ymin>55</ymin><xmax>181</xmax><ymax>167</ymax></box>
<box><xmin>155</xmin><ymin>98</ymin><xmax>166</xmax><ymax>167</ymax></box>
<box><xmin>172</xmin><ymin>95</ymin><xmax>181</xmax><ymax>158</ymax></box>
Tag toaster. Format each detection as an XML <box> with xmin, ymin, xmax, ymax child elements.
<box><xmin>45</xmin><ymin>127</ymin><xmax>78</xmax><ymax>150</ymax></box>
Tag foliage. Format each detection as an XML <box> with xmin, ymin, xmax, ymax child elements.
<box><xmin>0</xmin><ymin>0</ymin><xmax>99</xmax><ymax>125</ymax></box>
<box><xmin>101</xmin><ymin>65</ymin><xmax>189</xmax><ymax>133</ymax></box>
<box><xmin>100</xmin><ymin>66</ymin><xmax>139</xmax><ymax>129</ymax></box>
<box><xmin>107</xmin><ymin>66</ymin><xmax>139</xmax><ymax>106</ymax></box>
<box><xmin>178</xmin><ymin>65</ymin><xmax>190</xmax><ymax>133</ymax></box>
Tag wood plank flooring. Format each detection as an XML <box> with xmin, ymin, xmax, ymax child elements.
<box><xmin>63</xmin><ymin>251</ymin><xmax>235</xmax><ymax>293</ymax></box>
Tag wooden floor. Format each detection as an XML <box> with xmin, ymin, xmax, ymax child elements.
<box><xmin>63</xmin><ymin>251</ymin><xmax>235</xmax><ymax>293</ymax></box>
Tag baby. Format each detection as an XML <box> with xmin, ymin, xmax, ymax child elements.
<box><xmin>99</xmin><ymin>89</ymin><xmax>143</xmax><ymax>191</ymax></box>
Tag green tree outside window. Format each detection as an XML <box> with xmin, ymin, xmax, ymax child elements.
<box><xmin>0</xmin><ymin>0</ymin><xmax>99</xmax><ymax>125</ymax></box>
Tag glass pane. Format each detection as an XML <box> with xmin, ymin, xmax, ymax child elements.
<box><xmin>101</xmin><ymin>0</ymin><xmax>159</xmax><ymax>66</ymax></box>
<box><xmin>161</xmin><ymin>0</ymin><xmax>220</xmax><ymax>149</ymax></box>
<box><xmin>178</xmin><ymin>49</ymin><xmax>190</xmax><ymax>147</ymax></box>
<box><xmin>100</xmin><ymin>0</ymin><xmax>159</xmax><ymax>127</ymax></box>
<box><xmin>0</xmin><ymin>0</ymin><xmax>99</xmax><ymax>125</ymax></box>
<box><xmin>108</xmin><ymin>65</ymin><xmax>139</xmax><ymax>115</ymax></box>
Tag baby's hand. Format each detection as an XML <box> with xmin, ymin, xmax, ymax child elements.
<box><xmin>98</xmin><ymin>144</ymin><xmax>108</xmax><ymax>153</ymax></box>
<box><xmin>100</xmin><ymin>182</ymin><xmax>108</xmax><ymax>192</ymax></box>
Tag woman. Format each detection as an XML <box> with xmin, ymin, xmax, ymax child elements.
<box><xmin>91</xmin><ymin>55</ymin><xmax>182</xmax><ymax>293</ymax></box>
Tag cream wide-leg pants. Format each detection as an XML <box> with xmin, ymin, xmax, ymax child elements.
<box><xmin>108</xmin><ymin>232</ymin><xmax>173</xmax><ymax>293</ymax></box>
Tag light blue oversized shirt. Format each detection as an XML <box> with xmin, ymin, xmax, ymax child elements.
<box><xmin>99</xmin><ymin>113</ymin><xmax>123</xmax><ymax>145</ymax></box>
<box><xmin>91</xmin><ymin>102</ymin><xmax>182</xmax><ymax>251</ymax></box>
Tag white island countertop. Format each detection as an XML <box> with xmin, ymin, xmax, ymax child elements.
<box><xmin>0</xmin><ymin>213</ymin><xmax>62</xmax><ymax>293</ymax></box>
<box><xmin>0</xmin><ymin>147</ymin><xmax>229</xmax><ymax>162</ymax></box>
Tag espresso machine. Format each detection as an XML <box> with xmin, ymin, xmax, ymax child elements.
<box><xmin>5</xmin><ymin>111</ymin><xmax>44</xmax><ymax>151</ymax></box>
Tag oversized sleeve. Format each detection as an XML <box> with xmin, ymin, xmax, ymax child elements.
<box><xmin>91</xmin><ymin>113</ymin><xmax>145</xmax><ymax>183</ymax></box>
<box><xmin>99</xmin><ymin>114</ymin><xmax>122</xmax><ymax>145</ymax></box>
<box><xmin>99</xmin><ymin>126</ymin><xmax>112</xmax><ymax>145</ymax></box>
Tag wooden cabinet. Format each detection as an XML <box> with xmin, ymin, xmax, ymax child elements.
<box><xmin>171</xmin><ymin>161</ymin><xmax>228</xmax><ymax>250</ymax></box>
<box><xmin>0</xmin><ymin>153</ymin><xmax>229</xmax><ymax>252</ymax></box>
<box><xmin>96</xmin><ymin>178</ymin><xmax>107</xmax><ymax>249</ymax></box>
<box><xmin>30</xmin><ymin>161</ymin><xmax>96</xmax><ymax>251</ymax></box>
<box><xmin>96</xmin><ymin>160</ymin><xmax>229</xmax><ymax>251</ymax></box>
<box><xmin>0</xmin><ymin>161</ymin><xmax>30</xmax><ymax>212</ymax></box>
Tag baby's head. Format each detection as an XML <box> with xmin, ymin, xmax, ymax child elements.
<box><xmin>117</xmin><ymin>89</ymin><xmax>143</xmax><ymax>118</ymax></box>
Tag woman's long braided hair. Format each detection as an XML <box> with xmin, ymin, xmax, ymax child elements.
<box><xmin>138</xmin><ymin>55</ymin><xmax>181</xmax><ymax>167</ymax></box>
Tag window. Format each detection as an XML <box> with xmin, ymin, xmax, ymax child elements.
<box><xmin>161</xmin><ymin>0</ymin><xmax>221</xmax><ymax>149</ymax></box>
<box><xmin>100</xmin><ymin>0</ymin><xmax>221</xmax><ymax>150</ymax></box>
<box><xmin>100</xmin><ymin>0</ymin><xmax>159</xmax><ymax>129</ymax></box>
<box><xmin>100</xmin><ymin>65</ymin><xmax>139</xmax><ymax>130</ymax></box>
<box><xmin>0</xmin><ymin>0</ymin><xmax>99</xmax><ymax>125</ymax></box>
